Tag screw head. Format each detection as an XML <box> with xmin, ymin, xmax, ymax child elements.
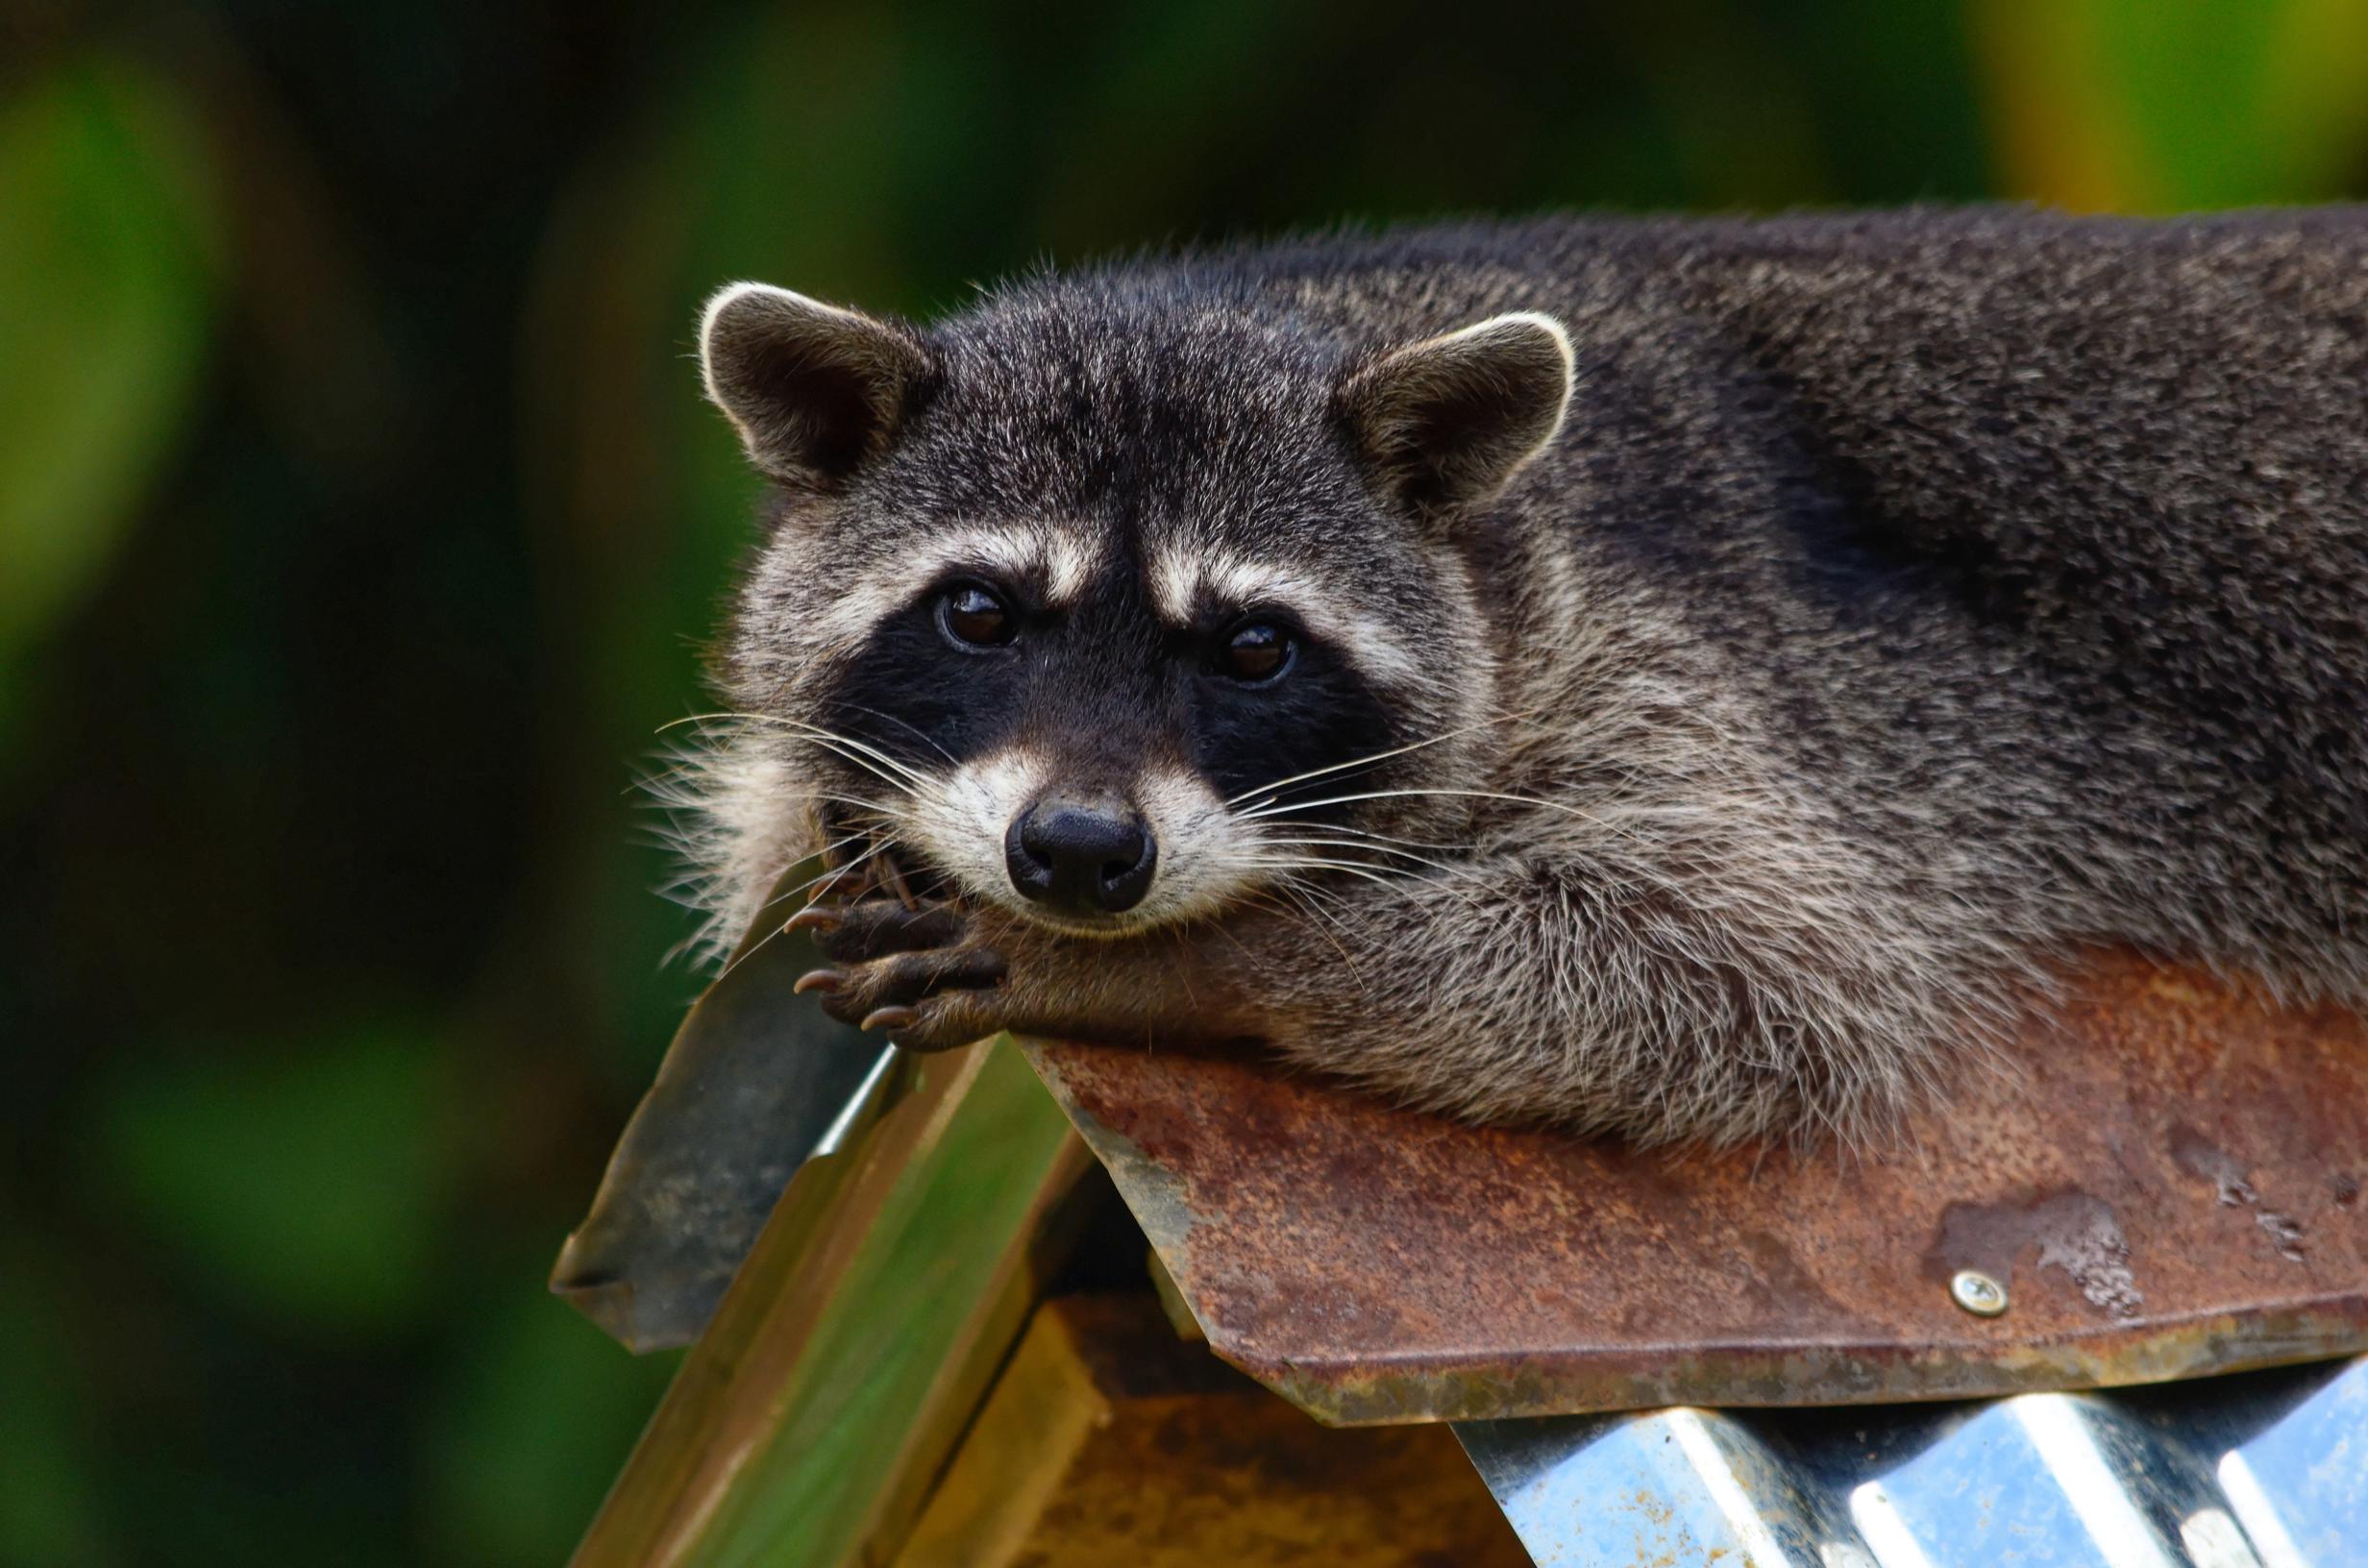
<box><xmin>1951</xmin><ymin>1268</ymin><xmax>2010</xmax><ymax>1316</ymax></box>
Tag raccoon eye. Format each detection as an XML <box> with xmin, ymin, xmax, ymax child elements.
<box><xmin>938</xmin><ymin>582</ymin><xmax>1015</xmax><ymax>649</ymax></box>
<box><xmin>1218</xmin><ymin>619</ymin><xmax>1294</xmax><ymax>684</ymax></box>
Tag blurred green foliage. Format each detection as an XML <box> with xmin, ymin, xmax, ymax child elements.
<box><xmin>0</xmin><ymin>58</ymin><xmax>219</xmax><ymax>746</ymax></box>
<box><xmin>0</xmin><ymin>3</ymin><xmax>2359</xmax><ymax>1565</ymax></box>
<box><xmin>94</xmin><ymin>1031</ymin><xmax>449</xmax><ymax>1335</ymax></box>
<box><xmin>1977</xmin><ymin>0</ymin><xmax>2368</xmax><ymax>209</ymax></box>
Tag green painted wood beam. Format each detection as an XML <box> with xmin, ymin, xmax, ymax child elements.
<box><xmin>570</xmin><ymin>1039</ymin><xmax>1084</xmax><ymax>1568</ymax></box>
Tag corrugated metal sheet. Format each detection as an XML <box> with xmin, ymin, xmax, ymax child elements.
<box><xmin>1457</xmin><ymin>1355</ymin><xmax>2367</xmax><ymax>1567</ymax></box>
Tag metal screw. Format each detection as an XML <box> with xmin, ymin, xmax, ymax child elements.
<box><xmin>1951</xmin><ymin>1268</ymin><xmax>2010</xmax><ymax>1316</ymax></box>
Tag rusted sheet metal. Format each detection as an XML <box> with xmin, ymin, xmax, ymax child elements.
<box><xmin>1020</xmin><ymin>952</ymin><xmax>2368</xmax><ymax>1425</ymax></box>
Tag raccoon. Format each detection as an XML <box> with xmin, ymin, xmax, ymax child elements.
<box><xmin>673</xmin><ymin>209</ymin><xmax>2368</xmax><ymax>1145</ymax></box>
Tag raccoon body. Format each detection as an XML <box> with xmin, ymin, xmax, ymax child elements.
<box><xmin>679</xmin><ymin>208</ymin><xmax>2368</xmax><ymax>1145</ymax></box>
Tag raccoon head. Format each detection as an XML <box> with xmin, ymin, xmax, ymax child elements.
<box><xmin>685</xmin><ymin>276</ymin><xmax>1570</xmax><ymax>952</ymax></box>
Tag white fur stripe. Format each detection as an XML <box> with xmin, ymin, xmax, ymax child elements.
<box><xmin>1147</xmin><ymin>545</ymin><xmax>1431</xmax><ymax>693</ymax></box>
<box><xmin>806</xmin><ymin>523</ymin><xmax>1104</xmax><ymax>658</ymax></box>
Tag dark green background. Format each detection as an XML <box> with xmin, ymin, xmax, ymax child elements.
<box><xmin>3</xmin><ymin>3</ymin><xmax>2363</xmax><ymax>1563</ymax></box>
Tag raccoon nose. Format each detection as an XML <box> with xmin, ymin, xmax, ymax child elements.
<box><xmin>1006</xmin><ymin>799</ymin><xmax>1157</xmax><ymax>916</ymax></box>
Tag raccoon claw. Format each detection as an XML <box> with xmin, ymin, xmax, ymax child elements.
<box><xmin>813</xmin><ymin>900</ymin><xmax>970</xmax><ymax>966</ymax></box>
<box><xmin>812</xmin><ymin>931</ymin><xmax>1009</xmax><ymax>1043</ymax></box>
<box><xmin>791</xmin><ymin>890</ymin><xmax>1014</xmax><ymax>1049</ymax></box>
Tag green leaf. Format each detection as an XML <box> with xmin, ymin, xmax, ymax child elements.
<box><xmin>0</xmin><ymin>58</ymin><xmax>221</xmax><ymax>659</ymax></box>
<box><xmin>93</xmin><ymin>1032</ymin><xmax>450</xmax><ymax>1336</ymax></box>
<box><xmin>0</xmin><ymin>1238</ymin><xmax>120</xmax><ymax>1568</ymax></box>
<box><xmin>1977</xmin><ymin>0</ymin><xmax>2368</xmax><ymax>209</ymax></box>
<box><xmin>423</xmin><ymin>1282</ymin><xmax>679</xmax><ymax>1568</ymax></box>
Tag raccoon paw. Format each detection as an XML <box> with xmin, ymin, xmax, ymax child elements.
<box><xmin>790</xmin><ymin>898</ymin><xmax>1010</xmax><ymax>1051</ymax></box>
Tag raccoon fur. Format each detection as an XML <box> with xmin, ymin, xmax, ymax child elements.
<box><xmin>672</xmin><ymin>208</ymin><xmax>2368</xmax><ymax>1145</ymax></box>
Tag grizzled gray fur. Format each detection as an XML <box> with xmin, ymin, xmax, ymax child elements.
<box><xmin>674</xmin><ymin>208</ymin><xmax>2368</xmax><ymax>1145</ymax></box>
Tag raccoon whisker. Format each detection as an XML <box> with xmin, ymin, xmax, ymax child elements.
<box><xmin>652</xmin><ymin>711</ymin><xmax>748</xmax><ymax>735</ymax></box>
<box><xmin>752</xmin><ymin>836</ymin><xmax>889</xmax><ymax>919</ymax></box>
<box><xmin>1249</xmin><ymin>823</ymin><xmax>1468</xmax><ymax>871</ymax></box>
<box><xmin>1262</xmin><ymin>885</ymin><xmax>1370</xmax><ymax>996</ymax></box>
<box><xmin>1222</xmin><ymin>707</ymin><xmax>1542</xmax><ymax>808</ymax></box>
<box><xmin>625</xmin><ymin>756</ymin><xmax>717</xmax><ymax>798</ymax></box>
<box><xmin>1250</xmin><ymin>836</ymin><xmax>1441</xmax><ymax>863</ymax></box>
<box><xmin>762</xmin><ymin>716</ymin><xmax>938</xmax><ymax>787</ymax></box>
<box><xmin>1242</xmin><ymin>878</ymin><xmax>1355</xmax><ymax>949</ymax></box>
<box><xmin>805</xmin><ymin>802</ymin><xmax>917</xmax><ymax>862</ymax></box>
<box><xmin>1264</xmin><ymin>870</ymin><xmax>1353</xmax><ymax>911</ymax></box>
<box><xmin>1270</xmin><ymin>847</ymin><xmax>1497</xmax><ymax>912</ymax></box>
<box><xmin>1246</xmin><ymin>819</ymin><xmax>1472</xmax><ymax>854</ymax></box>
<box><xmin>1258</xmin><ymin>858</ymin><xmax>1439</xmax><ymax>893</ymax></box>
<box><xmin>715</xmin><ymin>918</ymin><xmax>796</xmax><ymax>984</ymax></box>
<box><xmin>1299</xmin><ymin>821</ymin><xmax>1473</xmax><ymax>851</ymax></box>
<box><xmin>1253</xmin><ymin>861</ymin><xmax>1409</xmax><ymax>885</ymax></box>
<box><xmin>809</xmin><ymin>792</ymin><xmax>911</xmax><ymax>822</ymax></box>
<box><xmin>1277</xmin><ymin>876</ymin><xmax>1370</xmax><ymax>932</ymax></box>
<box><xmin>683</xmin><ymin>723</ymin><xmax>921</xmax><ymax>803</ymax></box>
<box><xmin>1249</xmin><ymin>837</ymin><xmax>1471</xmax><ymax>878</ymax></box>
<box><xmin>665</xmin><ymin>710</ymin><xmax>934</xmax><ymax>794</ymax></box>
<box><xmin>1258</xmin><ymin>846</ymin><xmax>1475</xmax><ymax>888</ymax></box>
<box><xmin>720</xmin><ymin>834</ymin><xmax>914</xmax><ymax>983</ymax></box>
<box><xmin>763</xmin><ymin>831</ymin><xmax>874</xmax><ymax>893</ymax></box>
<box><xmin>1267</xmin><ymin>865</ymin><xmax>1489</xmax><ymax>926</ymax></box>
<box><xmin>822</xmin><ymin>698</ymin><xmax>957</xmax><ymax>764</ymax></box>
<box><xmin>1262</xmin><ymin>859</ymin><xmax>1467</xmax><ymax>962</ymax></box>
<box><xmin>655</xmin><ymin>710</ymin><xmax>801</xmax><ymax>742</ymax></box>
<box><xmin>768</xmin><ymin>728</ymin><xmax>931</xmax><ymax>796</ymax></box>
<box><xmin>1162</xmin><ymin>924</ymin><xmax>1203</xmax><ymax>1016</ymax></box>
<box><xmin>791</xmin><ymin>743</ymin><xmax>926</xmax><ymax>798</ymax></box>
<box><xmin>1242</xmin><ymin>786</ymin><xmax>1516</xmax><ymax>821</ymax></box>
<box><xmin>1240</xmin><ymin>786</ymin><xmax>1642</xmax><ymax>840</ymax></box>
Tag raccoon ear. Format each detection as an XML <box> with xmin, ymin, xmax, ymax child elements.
<box><xmin>698</xmin><ymin>282</ymin><xmax>933</xmax><ymax>489</ymax></box>
<box><xmin>1339</xmin><ymin>311</ymin><xmax>1574</xmax><ymax>514</ymax></box>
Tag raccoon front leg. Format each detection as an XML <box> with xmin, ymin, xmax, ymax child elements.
<box><xmin>781</xmin><ymin>864</ymin><xmax>1566</xmax><ymax>1075</ymax></box>
<box><xmin>792</xmin><ymin>857</ymin><xmax>1960</xmax><ymax>1145</ymax></box>
<box><xmin>789</xmin><ymin>899</ymin><xmax>1010</xmax><ymax>1036</ymax></box>
<box><xmin>790</xmin><ymin>894</ymin><xmax>1263</xmax><ymax>1051</ymax></box>
<box><xmin>1237</xmin><ymin>855</ymin><xmax>1982</xmax><ymax>1145</ymax></box>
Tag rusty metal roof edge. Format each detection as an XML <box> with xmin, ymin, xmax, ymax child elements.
<box><xmin>1034</xmin><ymin>1049</ymin><xmax>2368</xmax><ymax>1425</ymax></box>
<box><xmin>1229</xmin><ymin>1302</ymin><xmax>2368</xmax><ymax>1426</ymax></box>
<box><xmin>1018</xmin><ymin>956</ymin><xmax>2368</xmax><ymax>1429</ymax></box>
<box><xmin>1020</xmin><ymin>1021</ymin><xmax>2368</xmax><ymax>1427</ymax></box>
